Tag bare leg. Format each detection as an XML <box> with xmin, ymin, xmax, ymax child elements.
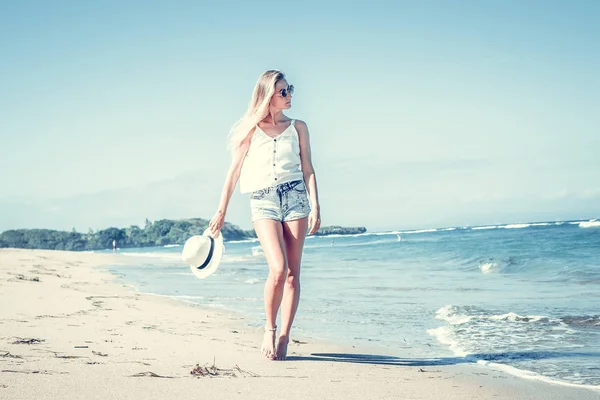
<box><xmin>253</xmin><ymin>219</ymin><xmax>287</xmax><ymax>360</ymax></box>
<box><xmin>276</xmin><ymin>217</ymin><xmax>309</xmax><ymax>360</ymax></box>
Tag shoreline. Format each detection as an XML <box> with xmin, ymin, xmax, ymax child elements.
<box><xmin>1</xmin><ymin>248</ymin><xmax>598</xmax><ymax>399</ymax></box>
<box><xmin>106</xmin><ymin>262</ymin><xmax>600</xmax><ymax>394</ymax></box>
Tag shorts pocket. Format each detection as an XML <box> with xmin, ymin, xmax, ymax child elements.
<box><xmin>292</xmin><ymin>181</ymin><xmax>307</xmax><ymax>193</ymax></box>
<box><xmin>250</xmin><ymin>189</ymin><xmax>267</xmax><ymax>200</ymax></box>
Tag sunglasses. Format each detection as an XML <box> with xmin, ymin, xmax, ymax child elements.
<box><xmin>278</xmin><ymin>85</ymin><xmax>294</xmax><ymax>98</ymax></box>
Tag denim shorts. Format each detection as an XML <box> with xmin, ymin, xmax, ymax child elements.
<box><xmin>250</xmin><ymin>180</ymin><xmax>311</xmax><ymax>222</ymax></box>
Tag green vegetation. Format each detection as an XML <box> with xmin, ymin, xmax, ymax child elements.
<box><xmin>313</xmin><ymin>226</ymin><xmax>367</xmax><ymax>236</ymax></box>
<box><xmin>0</xmin><ymin>218</ymin><xmax>252</xmax><ymax>251</ymax></box>
<box><xmin>0</xmin><ymin>218</ymin><xmax>366</xmax><ymax>251</ymax></box>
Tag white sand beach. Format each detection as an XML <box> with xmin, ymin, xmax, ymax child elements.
<box><xmin>1</xmin><ymin>248</ymin><xmax>598</xmax><ymax>400</ymax></box>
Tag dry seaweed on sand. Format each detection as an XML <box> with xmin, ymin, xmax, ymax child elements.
<box><xmin>1</xmin><ymin>351</ymin><xmax>23</xmax><ymax>359</ymax></box>
<box><xmin>15</xmin><ymin>274</ymin><xmax>40</xmax><ymax>282</ymax></box>
<box><xmin>12</xmin><ymin>338</ymin><xmax>44</xmax><ymax>345</ymax></box>
<box><xmin>129</xmin><ymin>371</ymin><xmax>175</xmax><ymax>378</ymax></box>
<box><xmin>418</xmin><ymin>368</ymin><xmax>442</xmax><ymax>373</ymax></box>
<box><xmin>54</xmin><ymin>354</ymin><xmax>84</xmax><ymax>359</ymax></box>
<box><xmin>1</xmin><ymin>369</ymin><xmax>65</xmax><ymax>375</ymax></box>
<box><xmin>190</xmin><ymin>358</ymin><xmax>260</xmax><ymax>378</ymax></box>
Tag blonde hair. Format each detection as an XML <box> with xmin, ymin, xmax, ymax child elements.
<box><xmin>227</xmin><ymin>70</ymin><xmax>286</xmax><ymax>154</ymax></box>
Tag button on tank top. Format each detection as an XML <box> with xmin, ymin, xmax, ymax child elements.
<box><xmin>239</xmin><ymin>120</ymin><xmax>304</xmax><ymax>194</ymax></box>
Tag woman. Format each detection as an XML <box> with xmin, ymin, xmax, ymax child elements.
<box><xmin>208</xmin><ymin>70</ymin><xmax>321</xmax><ymax>361</ymax></box>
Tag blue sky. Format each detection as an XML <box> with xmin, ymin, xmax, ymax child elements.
<box><xmin>1</xmin><ymin>0</ymin><xmax>599</xmax><ymax>232</ymax></box>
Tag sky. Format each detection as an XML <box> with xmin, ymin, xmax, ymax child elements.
<box><xmin>1</xmin><ymin>0</ymin><xmax>599</xmax><ymax>232</ymax></box>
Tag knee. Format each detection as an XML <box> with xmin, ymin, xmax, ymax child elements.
<box><xmin>269</xmin><ymin>264</ymin><xmax>287</xmax><ymax>286</ymax></box>
<box><xmin>285</xmin><ymin>273</ymin><xmax>300</xmax><ymax>290</ymax></box>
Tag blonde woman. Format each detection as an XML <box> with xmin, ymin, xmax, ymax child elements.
<box><xmin>208</xmin><ymin>70</ymin><xmax>321</xmax><ymax>361</ymax></box>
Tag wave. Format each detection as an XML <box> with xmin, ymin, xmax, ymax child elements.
<box><xmin>163</xmin><ymin>244</ymin><xmax>181</xmax><ymax>248</ymax></box>
<box><xmin>568</xmin><ymin>219</ymin><xmax>597</xmax><ymax>226</ymax></box>
<box><xmin>226</xmin><ymin>238</ymin><xmax>260</xmax><ymax>244</ymax></box>
<box><xmin>560</xmin><ymin>315</ymin><xmax>600</xmax><ymax>327</ymax></box>
<box><xmin>472</xmin><ymin>225</ymin><xmax>498</xmax><ymax>230</ymax></box>
<box><xmin>476</xmin><ymin>256</ymin><xmax>519</xmax><ymax>274</ymax></box>
<box><xmin>579</xmin><ymin>220</ymin><xmax>600</xmax><ymax>228</ymax></box>
<box><xmin>315</xmin><ymin>232</ymin><xmax>377</xmax><ymax>238</ymax></box>
<box><xmin>501</xmin><ymin>223</ymin><xmax>531</xmax><ymax>229</ymax></box>
<box><xmin>434</xmin><ymin>305</ymin><xmax>553</xmax><ymax>326</ymax></box>
<box><xmin>471</xmin><ymin>359</ymin><xmax>600</xmax><ymax>391</ymax></box>
<box><xmin>427</xmin><ymin>305</ymin><xmax>600</xmax><ymax>388</ymax></box>
<box><xmin>434</xmin><ymin>305</ymin><xmax>474</xmax><ymax>325</ymax></box>
<box><xmin>479</xmin><ymin>262</ymin><xmax>498</xmax><ymax>274</ymax></box>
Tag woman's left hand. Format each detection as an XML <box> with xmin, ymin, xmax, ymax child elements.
<box><xmin>308</xmin><ymin>209</ymin><xmax>321</xmax><ymax>235</ymax></box>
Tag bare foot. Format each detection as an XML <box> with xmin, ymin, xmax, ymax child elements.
<box><xmin>275</xmin><ymin>335</ymin><xmax>289</xmax><ymax>361</ymax></box>
<box><xmin>261</xmin><ymin>327</ymin><xmax>276</xmax><ymax>360</ymax></box>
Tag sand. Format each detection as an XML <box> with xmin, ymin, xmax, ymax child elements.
<box><xmin>1</xmin><ymin>248</ymin><xmax>598</xmax><ymax>399</ymax></box>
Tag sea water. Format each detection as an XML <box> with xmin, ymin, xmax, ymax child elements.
<box><xmin>103</xmin><ymin>219</ymin><xmax>600</xmax><ymax>389</ymax></box>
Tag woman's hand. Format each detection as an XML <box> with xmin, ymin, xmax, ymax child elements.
<box><xmin>307</xmin><ymin>209</ymin><xmax>321</xmax><ymax>235</ymax></box>
<box><xmin>208</xmin><ymin>210</ymin><xmax>225</xmax><ymax>238</ymax></box>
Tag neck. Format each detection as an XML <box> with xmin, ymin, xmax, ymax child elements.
<box><xmin>263</xmin><ymin>109</ymin><xmax>285</xmax><ymax>125</ymax></box>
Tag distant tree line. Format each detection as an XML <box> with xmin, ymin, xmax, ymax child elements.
<box><xmin>0</xmin><ymin>218</ymin><xmax>367</xmax><ymax>251</ymax></box>
<box><xmin>0</xmin><ymin>218</ymin><xmax>255</xmax><ymax>251</ymax></box>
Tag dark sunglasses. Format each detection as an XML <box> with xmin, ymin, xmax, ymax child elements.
<box><xmin>278</xmin><ymin>85</ymin><xmax>294</xmax><ymax>98</ymax></box>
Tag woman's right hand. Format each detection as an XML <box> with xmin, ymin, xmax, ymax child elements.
<box><xmin>208</xmin><ymin>210</ymin><xmax>225</xmax><ymax>238</ymax></box>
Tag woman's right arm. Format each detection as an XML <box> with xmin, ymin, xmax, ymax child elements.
<box><xmin>208</xmin><ymin>132</ymin><xmax>253</xmax><ymax>236</ymax></box>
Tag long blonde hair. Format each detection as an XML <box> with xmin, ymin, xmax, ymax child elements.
<box><xmin>227</xmin><ymin>70</ymin><xmax>286</xmax><ymax>154</ymax></box>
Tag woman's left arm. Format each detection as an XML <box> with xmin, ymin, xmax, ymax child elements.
<box><xmin>296</xmin><ymin>120</ymin><xmax>321</xmax><ymax>235</ymax></box>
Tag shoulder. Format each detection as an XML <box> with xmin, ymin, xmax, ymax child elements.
<box><xmin>236</xmin><ymin>126</ymin><xmax>256</xmax><ymax>153</ymax></box>
<box><xmin>293</xmin><ymin>119</ymin><xmax>308</xmax><ymax>131</ymax></box>
<box><xmin>293</xmin><ymin>119</ymin><xmax>309</xmax><ymax>137</ymax></box>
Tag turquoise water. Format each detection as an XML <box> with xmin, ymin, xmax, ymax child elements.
<box><xmin>104</xmin><ymin>219</ymin><xmax>600</xmax><ymax>389</ymax></box>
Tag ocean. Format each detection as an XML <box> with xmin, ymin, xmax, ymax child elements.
<box><xmin>102</xmin><ymin>219</ymin><xmax>600</xmax><ymax>390</ymax></box>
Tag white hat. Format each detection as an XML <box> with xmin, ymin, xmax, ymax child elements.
<box><xmin>181</xmin><ymin>229</ymin><xmax>224</xmax><ymax>279</ymax></box>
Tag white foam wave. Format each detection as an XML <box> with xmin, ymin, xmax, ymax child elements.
<box><xmin>481</xmin><ymin>360</ymin><xmax>600</xmax><ymax>391</ymax></box>
<box><xmin>428</xmin><ymin>306</ymin><xmax>600</xmax><ymax>390</ymax></box>
<box><xmin>244</xmin><ymin>278</ymin><xmax>261</xmax><ymax>284</ymax></box>
<box><xmin>226</xmin><ymin>238</ymin><xmax>260</xmax><ymax>243</ymax></box>
<box><xmin>501</xmin><ymin>223</ymin><xmax>531</xmax><ymax>229</ymax></box>
<box><xmin>568</xmin><ymin>220</ymin><xmax>591</xmax><ymax>225</ymax></box>
<box><xmin>579</xmin><ymin>220</ymin><xmax>600</xmax><ymax>228</ymax></box>
<box><xmin>163</xmin><ymin>244</ymin><xmax>181</xmax><ymax>248</ymax></box>
<box><xmin>487</xmin><ymin>312</ymin><xmax>546</xmax><ymax>323</ymax></box>
<box><xmin>174</xmin><ymin>295</ymin><xmax>205</xmax><ymax>300</ymax></box>
<box><xmin>434</xmin><ymin>305</ymin><xmax>473</xmax><ymax>325</ymax></box>
<box><xmin>434</xmin><ymin>305</ymin><xmax>553</xmax><ymax>326</ymax></box>
<box><xmin>251</xmin><ymin>246</ymin><xmax>264</xmax><ymax>256</ymax></box>
<box><xmin>426</xmin><ymin>326</ymin><xmax>468</xmax><ymax>357</ymax></box>
<box><xmin>317</xmin><ymin>232</ymin><xmax>374</xmax><ymax>238</ymax></box>
<box><xmin>405</xmin><ymin>228</ymin><xmax>438</xmax><ymax>234</ymax></box>
<box><xmin>428</xmin><ymin>324</ymin><xmax>600</xmax><ymax>390</ymax></box>
<box><xmin>472</xmin><ymin>225</ymin><xmax>498</xmax><ymax>230</ymax></box>
<box><xmin>479</xmin><ymin>262</ymin><xmax>497</xmax><ymax>274</ymax></box>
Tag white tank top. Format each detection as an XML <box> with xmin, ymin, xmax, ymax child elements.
<box><xmin>239</xmin><ymin>120</ymin><xmax>304</xmax><ymax>194</ymax></box>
